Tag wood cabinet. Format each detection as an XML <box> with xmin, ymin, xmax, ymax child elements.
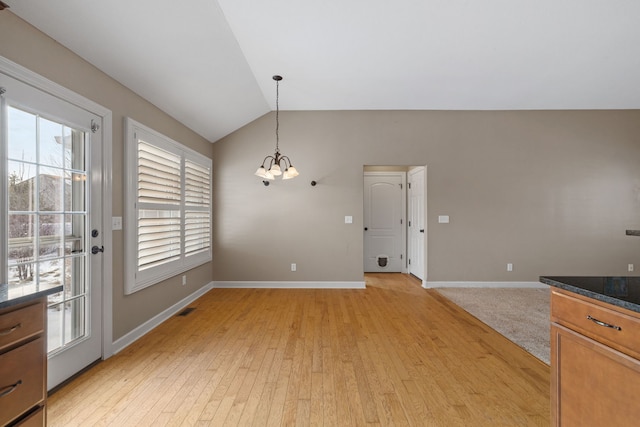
<box><xmin>0</xmin><ymin>299</ymin><xmax>47</xmax><ymax>427</ymax></box>
<box><xmin>551</xmin><ymin>288</ymin><xmax>640</xmax><ymax>426</ymax></box>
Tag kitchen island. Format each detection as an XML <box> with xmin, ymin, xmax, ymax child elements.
<box><xmin>1</xmin><ymin>283</ymin><xmax>61</xmax><ymax>426</ymax></box>
<box><xmin>540</xmin><ymin>276</ymin><xmax>640</xmax><ymax>427</ymax></box>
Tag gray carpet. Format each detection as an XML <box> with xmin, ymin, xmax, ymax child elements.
<box><xmin>435</xmin><ymin>287</ymin><xmax>550</xmax><ymax>364</ymax></box>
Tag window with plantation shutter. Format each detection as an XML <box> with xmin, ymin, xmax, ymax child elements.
<box><xmin>125</xmin><ymin>118</ymin><xmax>212</xmax><ymax>294</ymax></box>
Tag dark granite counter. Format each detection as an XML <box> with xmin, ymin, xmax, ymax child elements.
<box><xmin>540</xmin><ymin>276</ymin><xmax>640</xmax><ymax>314</ymax></box>
<box><xmin>0</xmin><ymin>283</ymin><xmax>63</xmax><ymax>310</ymax></box>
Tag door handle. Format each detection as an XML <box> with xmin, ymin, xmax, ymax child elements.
<box><xmin>419</xmin><ymin>229</ymin><xmax>424</xmax><ymax>233</ymax></box>
<box><xmin>364</xmin><ymin>227</ymin><xmax>368</xmax><ymax>231</ymax></box>
<box><xmin>91</xmin><ymin>245</ymin><xmax>104</xmax><ymax>254</ymax></box>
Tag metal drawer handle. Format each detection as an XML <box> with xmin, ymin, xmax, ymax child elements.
<box><xmin>0</xmin><ymin>380</ymin><xmax>22</xmax><ymax>398</ymax></box>
<box><xmin>587</xmin><ymin>315</ymin><xmax>622</xmax><ymax>331</ymax></box>
<box><xmin>0</xmin><ymin>323</ymin><xmax>21</xmax><ymax>336</ymax></box>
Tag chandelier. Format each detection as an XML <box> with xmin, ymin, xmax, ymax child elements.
<box><xmin>255</xmin><ymin>75</ymin><xmax>299</xmax><ymax>181</ymax></box>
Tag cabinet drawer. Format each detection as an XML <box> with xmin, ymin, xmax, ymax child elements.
<box><xmin>0</xmin><ymin>302</ymin><xmax>44</xmax><ymax>352</ymax></box>
<box><xmin>551</xmin><ymin>290</ymin><xmax>640</xmax><ymax>359</ymax></box>
<box><xmin>15</xmin><ymin>406</ymin><xmax>45</xmax><ymax>427</ymax></box>
<box><xmin>0</xmin><ymin>337</ymin><xmax>45</xmax><ymax>426</ymax></box>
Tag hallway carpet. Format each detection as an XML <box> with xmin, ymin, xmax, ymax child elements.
<box><xmin>435</xmin><ymin>287</ymin><xmax>550</xmax><ymax>364</ymax></box>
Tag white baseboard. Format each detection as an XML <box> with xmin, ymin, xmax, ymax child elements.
<box><xmin>109</xmin><ymin>281</ymin><xmax>214</xmax><ymax>356</ymax></box>
<box><xmin>423</xmin><ymin>281</ymin><xmax>548</xmax><ymax>289</ymax></box>
<box><xmin>212</xmin><ymin>281</ymin><xmax>366</xmax><ymax>289</ymax></box>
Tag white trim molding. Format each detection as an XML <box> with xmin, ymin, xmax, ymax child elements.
<box><xmin>110</xmin><ymin>282</ymin><xmax>214</xmax><ymax>355</ymax></box>
<box><xmin>212</xmin><ymin>281</ymin><xmax>366</xmax><ymax>289</ymax></box>
<box><xmin>423</xmin><ymin>281</ymin><xmax>548</xmax><ymax>289</ymax></box>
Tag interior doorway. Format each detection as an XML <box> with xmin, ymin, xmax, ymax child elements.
<box><xmin>363</xmin><ymin>166</ymin><xmax>426</xmax><ymax>282</ymax></box>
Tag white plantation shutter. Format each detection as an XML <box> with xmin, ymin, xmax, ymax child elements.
<box><xmin>185</xmin><ymin>159</ymin><xmax>211</xmax><ymax>257</ymax></box>
<box><xmin>137</xmin><ymin>210</ymin><xmax>181</xmax><ymax>270</ymax></box>
<box><xmin>185</xmin><ymin>160</ymin><xmax>210</xmax><ymax>206</ymax></box>
<box><xmin>138</xmin><ymin>141</ymin><xmax>181</xmax><ymax>204</ymax></box>
<box><xmin>125</xmin><ymin>118</ymin><xmax>212</xmax><ymax>294</ymax></box>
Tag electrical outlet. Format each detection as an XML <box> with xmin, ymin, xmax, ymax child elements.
<box><xmin>291</xmin><ymin>263</ymin><xmax>297</xmax><ymax>272</ymax></box>
<box><xmin>629</xmin><ymin>264</ymin><xmax>634</xmax><ymax>272</ymax></box>
<box><xmin>507</xmin><ymin>263</ymin><xmax>513</xmax><ymax>272</ymax></box>
<box><xmin>182</xmin><ymin>275</ymin><xmax>187</xmax><ymax>285</ymax></box>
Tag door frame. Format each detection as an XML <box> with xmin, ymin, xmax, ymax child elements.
<box><xmin>1</xmin><ymin>56</ymin><xmax>114</xmax><ymax>360</ymax></box>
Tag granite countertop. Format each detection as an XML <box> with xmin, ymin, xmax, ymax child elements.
<box><xmin>540</xmin><ymin>276</ymin><xmax>640</xmax><ymax>314</ymax></box>
<box><xmin>0</xmin><ymin>283</ymin><xmax>63</xmax><ymax>310</ymax></box>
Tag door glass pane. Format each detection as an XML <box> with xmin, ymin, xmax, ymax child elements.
<box><xmin>47</xmin><ymin>297</ymin><xmax>86</xmax><ymax>353</ymax></box>
<box><xmin>47</xmin><ymin>300</ymin><xmax>63</xmax><ymax>352</ymax></box>
<box><xmin>5</xmin><ymin>106</ymin><xmax>89</xmax><ymax>354</ymax></box>
<box><xmin>39</xmin><ymin>167</ymin><xmax>65</xmax><ymax>211</ymax></box>
<box><xmin>39</xmin><ymin>117</ymin><xmax>64</xmax><ymax>167</ymax></box>
<box><xmin>8</xmin><ymin>160</ymin><xmax>36</xmax><ymax>211</ymax></box>
<box><xmin>8</xmin><ymin>107</ymin><xmax>36</xmax><ymax>163</ymax></box>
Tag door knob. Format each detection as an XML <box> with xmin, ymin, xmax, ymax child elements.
<box><xmin>91</xmin><ymin>245</ymin><xmax>104</xmax><ymax>254</ymax></box>
<box><xmin>364</xmin><ymin>227</ymin><xmax>368</xmax><ymax>231</ymax></box>
<box><xmin>419</xmin><ymin>229</ymin><xmax>424</xmax><ymax>233</ymax></box>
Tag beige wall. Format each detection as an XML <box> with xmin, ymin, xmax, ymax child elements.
<box><xmin>213</xmin><ymin>110</ymin><xmax>640</xmax><ymax>283</ymax></box>
<box><xmin>3</xmin><ymin>9</ymin><xmax>640</xmax><ymax>342</ymax></box>
<box><xmin>0</xmin><ymin>12</ymin><xmax>213</xmax><ymax>340</ymax></box>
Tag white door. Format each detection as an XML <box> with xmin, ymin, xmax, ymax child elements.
<box><xmin>408</xmin><ymin>167</ymin><xmax>425</xmax><ymax>280</ymax></box>
<box><xmin>1</xmin><ymin>73</ymin><xmax>103</xmax><ymax>390</ymax></box>
<box><xmin>363</xmin><ymin>172</ymin><xmax>405</xmax><ymax>272</ymax></box>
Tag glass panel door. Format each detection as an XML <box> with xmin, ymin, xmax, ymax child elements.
<box><xmin>1</xmin><ymin>71</ymin><xmax>102</xmax><ymax>390</ymax></box>
<box><xmin>7</xmin><ymin>106</ymin><xmax>88</xmax><ymax>352</ymax></box>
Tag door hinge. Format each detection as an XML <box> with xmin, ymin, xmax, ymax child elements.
<box><xmin>408</xmin><ymin>182</ymin><xmax>411</xmax><ymax>189</ymax></box>
<box><xmin>399</xmin><ymin>183</ymin><xmax>403</xmax><ymax>190</ymax></box>
<box><xmin>408</xmin><ymin>220</ymin><xmax>411</xmax><ymax>227</ymax></box>
<box><xmin>0</xmin><ymin>87</ymin><xmax>6</xmax><ymax>96</ymax></box>
<box><xmin>409</xmin><ymin>259</ymin><xmax>411</xmax><ymax>265</ymax></box>
<box><xmin>400</xmin><ymin>219</ymin><xmax>403</xmax><ymax>225</ymax></box>
<box><xmin>400</xmin><ymin>254</ymin><xmax>403</xmax><ymax>260</ymax></box>
<box><xmin>91</xmin><ymin>120</ymin><xmax>100</xmax><ymax>133</ymax></box>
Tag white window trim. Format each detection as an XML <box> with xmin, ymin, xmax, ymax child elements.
<box><xmin>124</xmin><ymin>118</ymin><xmax>211</xmax><ymax>294</ymax></box>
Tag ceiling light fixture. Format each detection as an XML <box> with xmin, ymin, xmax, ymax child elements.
<box><xmin>255</xmin><ymin>75</ymin><xmax>299</xmax><ymax>181</ymax></box>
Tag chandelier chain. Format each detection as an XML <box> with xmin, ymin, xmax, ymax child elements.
<box><xmin>275</xmin><ymin>78</ymin><xmax>280</xmax><ymax>153</ymax></box>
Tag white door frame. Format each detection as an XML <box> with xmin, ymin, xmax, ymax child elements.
<box><xmin>0</xmin><ymin>57</ymin><xmax>114</xmax><ymax>362</ymax></box>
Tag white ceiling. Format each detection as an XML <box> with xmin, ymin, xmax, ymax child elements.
<box><xmin>6</xmin><ymin>0</ymin><xmax>640</xmax><ymax>142</ymax></box>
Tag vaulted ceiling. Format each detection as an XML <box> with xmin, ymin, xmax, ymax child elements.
<box><xmin>7</xmin><ymin>1</ymin><xmax>640</xmax><ymax>142</ymax></box>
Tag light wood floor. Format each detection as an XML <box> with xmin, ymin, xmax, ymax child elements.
<box><xmin>48</xmin><ymin>273</ymin><xmax>549</xmax><ymax>426</ymax></box>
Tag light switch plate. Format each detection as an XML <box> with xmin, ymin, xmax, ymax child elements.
<box><xmin>438</xmin><ymin>215</ymin><xmax>449</xmax><ymax>224</ymax></box>
<box><xmin>112</xmin><ymin>216</ymin><xmax>122</xmax><ymax>230</ymax></box>
<box><xmin>345</xmin><ymin>216</ymin><xmax>353</xmax><ymax>224</ymax></box>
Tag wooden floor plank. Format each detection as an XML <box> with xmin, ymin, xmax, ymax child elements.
<box><xmin>48</xmin><ymin>273</ymin><xmax>549</xmax><ymax>426</ymax></box>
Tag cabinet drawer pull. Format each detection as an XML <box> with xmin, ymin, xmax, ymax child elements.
<box><xmin>0</xmin><ymin>380</ymin><xmax>22</xmax><ymax>398</ymax></box>
<box><xmin>587</xmin><ymin>315</ymin><xmax>622</xmax><ymax>331</ymax></box>
<box><xmin>0</xmin><ymin>323</ymin><xmax>21</xmax><ymax>336</ymax></box>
